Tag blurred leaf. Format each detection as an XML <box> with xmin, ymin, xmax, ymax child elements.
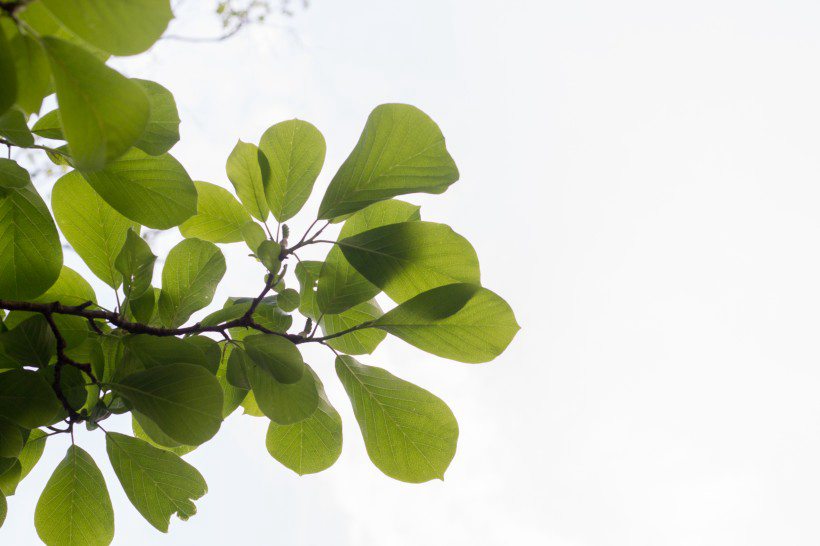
<box><xmin>0</xmin><ymin>25</ymin><xmax>16</xmax><ymax>116</ymax></box>
<box><xmin>0</xmin><ymin>108</ymin><xmax>33</xmax><ymax>147</ymax></box>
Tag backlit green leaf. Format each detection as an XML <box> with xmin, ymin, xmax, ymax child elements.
<box><xmin>335</xmin><ymin>355</ymin><xmax>458</xmax><ymax>483</ymax></box>
<box><xmin>132</xmin><ymin>413</ymin><xmax>195</xmax><ymax>457</ymax></box>
<box><xmin>0</xmin><ymin>107</ymin><xmax>33</xmax><ymax>147</ymax></box>
<box><xmin>318</xmin><ymin>104</ymin><xmax>458</xmax><ymax>219</ymax></box>
<box><xmin>0</xmin><ymin>418</ymin><xmax>22</xmax><ymax>458</ymax></box>
<box><xmin>32</xmin><ymin>109</ymin><xmax>63</xmax><ymax>140</ymax></box>
<box><xmin>42</xmin><ymin>36</ymin><xmax>149</xmax><ymax>171</ymax></box>
<box><xmin>115</xmin><ymin>228</ymin><xmax>156</xmax><ymax>299</ymax></box>
<box><xmin>0</xmin><ymin>25</ymin><xmax>16</xmax><ymax>115</ymax></box>
<box><xmin>133</xmin><ymin>79</ymin><xmax>180</xmax><ymax>155</ymax></box>
<box><xmin>338</xmin><ymin>221</ymin><xmax>479</xmax><ymax>303</ymax></box>
<box><xmin>35</xmin><ymin>445</ymin><xmax>114</xmax><ymax>546</ymax></box>
<box><xmin>6</xmin><ymin>27</ymin><xmax>50</xmax><ymax>116</ymax></box>
<box><xmin>321</xmin><ymin>299</ymin><xmax>386</xmax><ymax>355</ymax></box>
<box><xmin>0</xmin><ymin>369</ymin><xmax>61</xmax><ymax>428</ymax></box>
<box><xmin>243</xmin><ymin>334</ymin><xmax>304</xmax><ymax>384</ymax></box>
<box><xmin>157</xmin><ymin>238</ymin><xmax>226</xmax><ymax>327</ymax></box>
<box><xmin>53</xmin><ymin>171</ymin><xmax>139</xmax><ymax>287</ymax></box>
<box><xmin>40</xmin><ymin>0</ymin><xmax>172</xmax><ymax>56</ymax></box>
<box><xmin>110</xmin><ymin>363</ymin><xmax>223</xmax><ymax>446</ymax></box>
<box><xmin>374</xmin><ymin>283</ymin><xmax>519</xmax><ymax>363</ymax></box>
<box><xmin>106</xmin><ymin>432</ymin><xmax>207</xmax><ymax>532</ymax></box>
<box><xmin>259</xmin><ymin>119</ymin><xmax>326</xmax><ymax>222</ymax></box>
<box><xmin>80</xmin><ymin>149</ymin><xmax>197</xmax><ymax>228</ymax></box>
<box><xmin>0</xmin><ymin>314</ymin><xmax>55</xmax><ymax>367</ymax></box>
<box><xmin>227</xmin><ymin>140</ymin><xmax>269</xmax><ymax>221</ymax></box>
<box><xmin>179</xmin><ymin>181</ymin><xmax>251</xmax><ymax>243</ymax></box>
<box><xmin>266</xmin><ymin>370</ymin><xmax>342</xmax><ymax>475</ymax></box>
<box><xmin>123</xmin><ymin>335</ymin><xmax>210</xmax><ymax>372</ymax></box>
<box><xmin>247</xmin><ymin>361</ymin><xmax>318</xmax><ymax>424</ymax></box>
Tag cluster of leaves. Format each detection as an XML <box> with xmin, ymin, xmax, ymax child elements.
<box><xmin>0</xmin><ymin>0</ymin><xmax>519</xmax><ymax>544</ymax></box>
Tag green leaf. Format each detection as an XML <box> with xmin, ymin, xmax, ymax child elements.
<box><xmin>19</xmin><ymin>3</ymin><xmax>109</xmax><ymax>61</ymax></box>
<box><xmin>127</xmin><ymin>287</ymin><xmax>158</xmax><ymax>324</ymax></box>
<box><xmin>0</xmin><ymin>25</ymin><xmax>16</xmax><ymax>116</ymax></box>
<box><xmin>115</xmin><ymin>228</ymin><xmax>156</xmax><ymax>299</ymax></box>
<box><xmin>226</xmin><ymin>140</ymin><xmax>269</xmax><ymax>221</ymax></box>
<box><xmin>336</xmin><ymin>356</ymin><xmax>459</xmax><ymax>482</ymax></box>
<box><xmin>216</xmin><ymin>346</ymin><xmax>247</xmax><ymax>418</ymax></box>
<box><xmin>321</xmin><ymin>299</ymin><xmax>386</xmax><ymax>355</ymax></box>
<box><xmin>80</xmin><ymin>148</ymin><xmax>197</xmax><ymax>228</ymax></box>
<box><xmin>0</xmin><ymin>369</ymin><xmax>61</xmax><ymax>428</ymax></box>
<box><xmin>374</xmin><ymin>283</ymin><xmax>519</xmax><ymax>363</ymax></box>
<box><xmin>226</xmin><ymin>347</ymin><xmax>250</xmax><ymax>389</ymax></box>
<box><xmin>0</xmin><ymin>459</ymin><xmax>21</xmax><ymax>495</ymax></box>
<box><xmin>132</xmin><ymin>413</ymin><xmax>195</xmax><ymax>456</ymax></box>
<box><xmin>32</xmin><ymin>109</ymin><xmax>63</xmax><ymax>140</ymax></box>
<box><xmin>318</xmin><ymin>199</ymin><xmax>420</xmax><ymax>314</ymax></box>
<box><xmin>256</xmin><ymin>240</ymin><xmax>281</xmax><ymax>272</ymax></box>
<box><xmin>0</xmin><ymin>107</ymin><xmax>34</xmax><ymax>147</ymax></box>
<box><xmin>6</xmin><ymin>27</ymin><xmax>50</xmax><ymax>116</ymax></box>
<box><xmin>40</xmin><ymin>0</ymin><xmax>172</xmax><ymax>56</ymax></box>
<box><xmin>179</xmin><ymin>181</ymin><xmax>252</xmax><ymax>243</ymax></box>
<box><xmin>35</xmin><ymin>445</ymin><xmax>114</xmax><ymax>546</ymax></box>
<box><xmin>42</xmin><ymin>36</ymin><xmax>149</xmax><ymax>171</ymax></box>
<box><xmin>35</xmin><ymin>265</ymin><xmax>97</xmax><ymax>306</ymax></box>
<box><xmin>240</xmin><ymin>390</ymin><xmax>264</xmax><ymax>417</ymax></box>
<box><xmin>0</xmin><ymin>167</ymin><xmax>62</xmax><ymax>299</ymax></box>
<box><xmin>123</xmin><ymin>335</ymin><xmax>210</xmax><ymax>372</ymax></box>
<box><xmin>247</xmin><ymin>361</ymin><xmax>318</xmax><ymax>424</ymax></box>
<box><xmin>157</xmin><ymin>238</ymin><xmax>226</xmax><ymax>327</ymax></box>
<box><xmin>338</xmin><ymin>221</ymin><xmax>479</xmax><ymax>303</ymax></box>
<box><xmin>53</xmin><ymin>171</ymin><xmax>139</xmax><ymax>288</ymax></box>
<box><xmin>243</xmin><ymin>334</ymin><xmax>304</xmax><ymax>384</ymax></box>
<box><xmin>266</xmin><ymin>370</ymin><xmax>342</xmax><ymax>475</ymax></box>
<box><xmin>0</xmin><ymin>157</ymin><xmax>31</xmax><ymax>189</ymax></box>
<box><xmin>106</xmin><ymin>432</ymin><xmax>207</xmax><ymax>532</ymax></box>
<box><xmin>110</xmin><ymin>363</ymin><xmax>223</xmax><ymax>446</ymax></box>
<box><xmin>0</xmin><ymin>488</ymin><xmax>5</xmax><ymax>528</ymax></box>
<box><xmin>132</xmin><ymin>79</ymin><xmax>180</xmax><ymax>155</ymax></box>
<box><xmin>0</xmin><ymin>314</ymin><xmax>55</xmax><ymax>367</ymax></box>
<box><xmin>276</xmin><ymin>288</ymin><xmax>300</xmax><ymax>312</ymax></box>
<box><xmin>90</xmin><ymin>334</ymin><xmax>127</xmax><ymax>384</ymax></box>
<box><xmin>259</xmin><ymin>119</ymin><xmax>326</xmax><ymax>222</ymax></box>
<box><xmin>18</xmin><ymin>428</ymin><xmax>47</xmax><ymax>482</ymax></box>
<box><xmin>241</xmin><ymin>221</ymin><xmax>266</xmax><ymax>252</ymax></box>
<box><xmin>295</xmin><ymin>260</ymin><xmax>322</xmax><ymax>320</ymax></box>
<box><xmin>0</xmin><ymin>418</ymin><xmax>22</xmax><ymax>458</ymax></box>
<box><xmin>318</xmin><ymin>104</ymin><xmax>458</xmax><ymax>219</ymax></box>
<box><xmin>186</xmin><ymin>336</ymin><xmax>221</xmax><ymax>374</ymax></box>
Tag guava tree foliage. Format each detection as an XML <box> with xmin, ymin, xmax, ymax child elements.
<box><xmin>0</xmin><ymin>0</ymin><xmax>519</xmax><ymax>544</ymax></box>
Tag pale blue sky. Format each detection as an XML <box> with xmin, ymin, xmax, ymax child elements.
<box><xmin>8</xmin><ymin>1</ymin><xmax>820</xmax><ymax>544</ymax></box>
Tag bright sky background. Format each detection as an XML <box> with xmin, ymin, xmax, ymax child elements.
<box><xmin>8</xmin><ymin>0</ymin><xmax>820</xmax><ymax>544</ymax></box>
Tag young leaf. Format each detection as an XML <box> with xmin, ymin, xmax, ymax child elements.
<box><xmin>318</xmin><ymin>104</ymin><xmax>458</xmax><ymax>219</ymax></box>
<box><xmin>226</xmin><ymin>140</ymin><xmax>270</xmax><ymax>221</ymax></box>
<box><xmin>106</xmin><ymin>432</ymin><xmax>207</xmax><ymax>532</ymax></box>
<box><xmin>266</xmin><ymin>370</ymin><xmax>342</xmax><ymax>475</ymax></box>
<box><xmin>115</xmin><ymin>228</ymin><xmax>156</xmax><ymax>299</ymax></box>
<box><xmin>318</xmin><ymin>199</ymin><xmax>420</xmax><ymax>314</ymax></box>
<box><xmin>110</xmin><ymin>363</ymin><xmax>223</xmax><ymax>446</ymax></box>
<box><xmin>247</xmin><ymin>361</ymin><xmax>319</xmax><ymax>425</ymax></box>
<box><xmin>259</xmin><ymin>119</ymin><xmax>326</xmax><ymax>222</ymax></box>
<box><xmin>179</xmin><ymin>181</ymin><xmax>252</xmax><ymax>243</ymax></box>
<box><xmin>40</xmin><ymin>0</ymin><xmax>173</xmax><ymax>56</ymax></box>
<box><xmin>338</xmin><ymin>221</ymin><xmax>479</xmax><ymax>303</ymax></box>
<box><xmin>0</xmin><ymin>25</ymin><xmax>16</xmax><ymax>116</ymax></box>
<box><xmin>53</xmin><ymin>171</ymin><xmax>139</xmax><ymax>288</ymax></box>
<box><xmin>42</xmin><ymin>36</ymin><xmax>149</xmax><ymax>171</ymax></box>
<box><xmin>0</xmin><ymin>369</ymin><xmax>61</xmax><ymax>428</ymax></box>
<box><xmin>335</xmin><ymin>355</ymin><xmax>458</xmax><ymax>483</ymax></box>
<box><xmin>321</xmin><ymin>299</ymin><xmax>386</xmax><ymax>355</ymax></box>
<box><xmin>242</xmin><ymin>334</ymin><xmax>305</xmax><ymax>384</ymax></box>
<box><xmin>374</xmin><ymin>283</ymin><xmax>520</xmax><ymax>363</ymax></box>
<box><xmin>34</xmin><ymin>445</ymin><xmax>114</xmax><ymax>546</ymax></box>
<box><xmin>132</xmin><ymin>79</ymin><xmax>180</xmax><ymax>155</ymax></box>
<box><xmin>157</xmin><ymin>239</ymin><xmax>226</xmax><ymax>328</ymax></box>
<box><xmin>0</xmin><ymin>164</ymin><xmax>62</xmax><ymax>300</ymax></box>
<box><xmin>80</xmin><ymin>149</ymin><xmax>197</xmax><ymax>228</ymax></box>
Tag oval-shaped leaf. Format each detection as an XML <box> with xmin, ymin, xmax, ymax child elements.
<box><xmin>0</xmin><ymin>107</ymin><xmax>33</xmax><ymax>147</ymax></box>
<box><xmin>157</xmin><ymin>238</ymin><xmax>226</xmax><ymax>328</ymax></box>
<box><xmin>226</xmin><ymin>140</ymin><xmax>269</xmax><ymax>221</ymax></box>
<box><xmin>35</xmin><ymin>445</ymin><xmax>114</xmax><ymax>546</ymax></box>
<box><xmin>179</xmin><ymin>181</ymin><xmax>252</xmax><ymax>243</ymax></box>
<box><xmin>133</xmin><ymin>78</ymin><xmax>180</xmax><ymax>155</ymax></box>
<box><xmin>243</xmin><ymin>334</ymin><xmax>304</xmax><ymax>384</ymax></box>
<box><xmin>115</xmin><ymin>228</ymin><xmax>156</xmax><ymax>299</ymax></box>
<box><xmin>260</xmin><ymin>119</ymin><xmax>326</xmax><ymax>222</ymax></box>
<box><xmin>247</xmin><ymin>361</ymin><xmax>318</xmax><ymax>424</ymax></box>
<box><xmin>110</xmin><ymin>363</ymin><xmax>223</xmax><ymax>446</ymax></box>
<box><xmin>335</xmin><ymin>355</ymin><xmax>458</xmax><ymax>483</ymax></box>
<box><xmin>42</xmin><ymin>36</ymin><xmax>149</xmax><ymax>171</ymax></box>
<box><xmin>80</xmin><ymin>149</ymin><xmax>197</xmax><ymax>228</ymax></box>
<box><xmin>106</xmin><ymin>432</ymin><xmax>207</xmax><ymax>532</ymax></box>
<box><xmin>0</xmin><ymin>369</ymin><xmax>61</xmax><ymax>428</ymax></box>
<box><xmin>40</xmin><ymin>0</ymin><xmax>172</xmax><ymax>56</ymax></box>
<box><xmin>0</xmin><ymin>167</ymin><xmax>62</xmax><ymax>300</ymax></box>
<box><xmin>53</xmin><ymin>171</ymin><xmax>139</xmax><ymax>287</ymax></box>
<box><xmin>318</xmin><ymin>199</ymin><xmax>420</xmax><ymax>314</ymax></box>
<box><xmin>318</xmin><ymin>104</ymin><xmax>458</xmax><ymax>219</ymax></box>
<box><xmin>6</xmin><ymin>27</ymin><xmax>50</xmax><ymax>116</ymax></box>
<box><xmin>266</xmin><ymin>370</ymin><xmax>342</xmax><ymax>475</ymax></box>
<box><xmin>338</xmin><ymin>221</ymin><xmax>479</xmax><ymax>303</ymax></box>
<box><xmin>374</xmin><ymin>283</ymin><xmax>520</xmax><ymax>363</ymax></box>
<box><xmin>321</xmin><ymin>299</ymin><xmax>386</xmax><ymax>355</ymax></box>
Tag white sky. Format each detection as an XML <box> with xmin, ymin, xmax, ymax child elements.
<box><xmin>8</xmin><ymin>0</ymin><xmax>820</xmax><ymax>544</ymax></box>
